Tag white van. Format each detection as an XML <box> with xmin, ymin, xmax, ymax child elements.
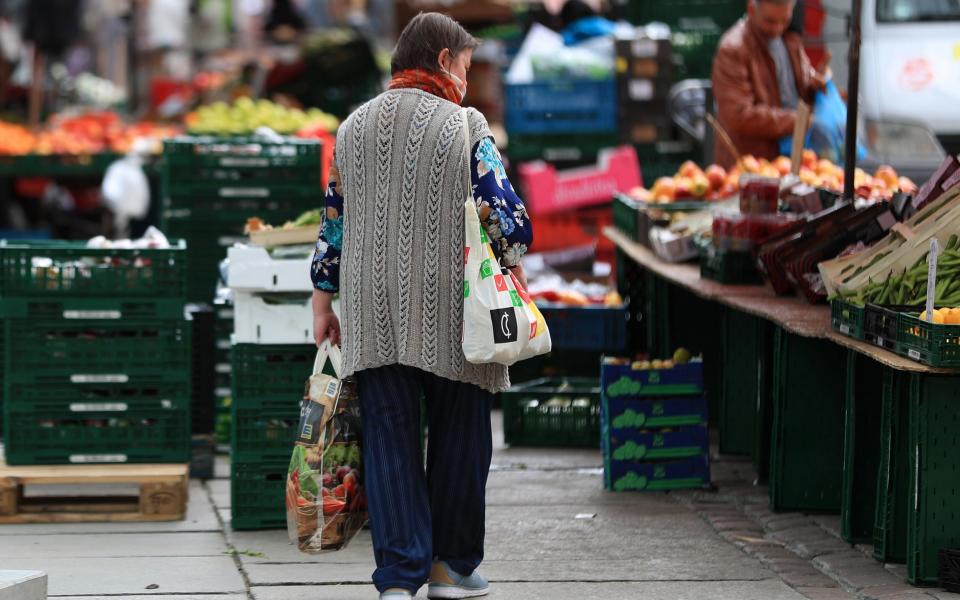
<box><xmin>858</xmin><ymin>0</ymin><xmax>960</xmax><ymax>177</ymax></box>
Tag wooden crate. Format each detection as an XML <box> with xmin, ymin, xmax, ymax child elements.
<box><xmin>0</xmin><ymin>462</ymin><xmax>189</xmax><ymax>524</ymax></box>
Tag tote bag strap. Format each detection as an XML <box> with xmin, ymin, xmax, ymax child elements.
<box><xmin>313</xmin><ymin>340</ymin><xmax>343</xmax><ymax>377</ymax></box>
<box><xmin>461</xmin><ymin>108</ymin><xmax>473</xmax><ymax>201</ymax></box>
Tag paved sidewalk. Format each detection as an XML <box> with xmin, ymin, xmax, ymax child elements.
<box><xmin>1</xmin><ymin>411</ymin><xmax>955</xmax><ymax>600</ymax></box>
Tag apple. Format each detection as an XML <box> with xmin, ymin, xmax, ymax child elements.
<box><xmin>875</xmin><ymin>165</ymin><xmax>899</xmax><ymax>188</ymax></box>
<box><xmin>691</xmin><ymin>173</ymin><xmax>710</xmax><ymax>198</ymax></box>
<box><xmin>899</xmin><ymin>176</ymin><xmax>918</xmax><ymax>195</ymax></box>
<box><xmin>322</xmin><ymin>472</ymin><xmax>334</xmax><ymax>487</ymax></box>
<box><xmin>801</xmin><ymin>149</ymin><xmax>818</xmax><ymax>171</ymax></box>
<box><xmin>336</xmin><ymin>466</ymin><xmax>352</xmax><ymax>483</ymax></box>
<box><xmin>705</xmin><ymin>164</ymin><xmax>727</xmax><ymax>190</ymax></box>
<box><xmin>629</xmin><ymin>186</ymin><xmax>652</xmax><ymax>202</ymax></box>
<box><xmin>674</xmin><ymin>177</ymin><xmax>693</xmax><ymax>199</ymax></box>
<box><xmin>740</xmin><ymin>155</ymin><xmax>760</xmax><ymax>174</ymax></box>
<box><xmin>678</xmin><ymin>160</ymin><xmax>703</xmax><ymax>179</ymax></box>
<box><xmin>774</xmin><ymin>156</ymin><xmax>792</xmax><ymax>176</ymax></box>
<box><xmin>760</xmin><ymin>165</ymin><xmax>781</xmax><ymax>179</ymax></box>
<box><xmin>651</xmin><ymin>177</ymin><xmax>676</xmax><ymax>201</ymax></box>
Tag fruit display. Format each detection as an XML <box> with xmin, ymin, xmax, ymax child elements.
<box><xmin>526</xmin><ymin>272</ymin><xmax>623</xmax><ymax>307</ymax></box>
<box><xmin>916</xmin><ymin>307</ymin><xmax>960</xmax><ymax>325</ymax></box>
<box><xmin>629</xmin><ymin>151</ymin><xmax>916</xmax><ymax>204</ymax></box>
<box><xmin>185</xmin><ymin>98</ymin><xmax>339</xmax><ymax>136</ymax></box>
<box><xmin>0</xmin><ymin>112</ymin><xmax>181</xmax><ymax>156</ymax></box>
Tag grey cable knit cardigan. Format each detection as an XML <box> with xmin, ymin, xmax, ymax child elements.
<box><xmin>334</xmin><ymin>88</ymin><xmax>510</xmax><ymax>394</ymax></box>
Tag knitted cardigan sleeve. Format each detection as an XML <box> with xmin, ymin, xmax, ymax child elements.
<box><xmin>311</xmin><ymin>137</ymin><xmax>533</xmax><ymax>291</ymax></box>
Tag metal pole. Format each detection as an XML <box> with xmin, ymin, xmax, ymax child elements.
<box><xmin>843</xmin><ymin>0</ymin><xmax>863</xmax><ymax>201</ymax></box>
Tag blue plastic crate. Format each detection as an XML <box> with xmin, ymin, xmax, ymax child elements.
<box><xmin>539</xmin><ymin>305</ymin><xmax>627</xmax><ymax>352</ymax></box>
<box><xmin>603</xmin><ymin>395</ymin><xmax>708</xmax><ymax>429</ymax></box>
<box><xmin>605</xmin><ymin>425</ymin><xmax>708</xmax><ymax>461</ymax></box>
<box><xmin>601</xmin><ymin>361</ymin><xmax>704</xmax><ymax>398</ymax></box>
<box><xmin>505</xmin><ymin>80</ymin><xmax>617</xmax><ymax>135</ymax></box>
<box><xmin>604</xmin><ymin>454</ymin><xmax>711</xmax><ymax>491</ymax></box>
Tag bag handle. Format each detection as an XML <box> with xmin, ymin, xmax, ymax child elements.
<box><xmin>461</xmin><ymin>108</ymin><xmax>472</xmax><ymax>201</ymax></box>
<box><xmin>313</xmin><ymin>340</ymin><xmax>343</xmax><ymax>377</ymax></box>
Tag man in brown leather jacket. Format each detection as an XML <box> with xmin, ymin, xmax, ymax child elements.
<box><xmin>711</xmin><ymin>0</ymin><xmax>826</xmax><ymax>168</ymax></box>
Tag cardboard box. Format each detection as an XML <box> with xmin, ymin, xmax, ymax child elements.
<box><xmin>604</xmin><ymin>454</ymin><xmax>710</xmax><ymax>491</ymax></box>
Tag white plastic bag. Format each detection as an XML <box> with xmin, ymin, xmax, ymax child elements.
<box><xmin>462</xmin><ymin>199</ymin><xmax>552</xmax><ymax>365</ymax></box>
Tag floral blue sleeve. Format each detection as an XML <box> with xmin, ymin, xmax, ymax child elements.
<box><xmin>311</xmin><ymin>166</ymin><xmax>343</xmax><ymax>292</ymax></box>
<box><xmin>472</xmin><ymin>137</ymin><xmax>533</xmax><ymax>267</ymax></box>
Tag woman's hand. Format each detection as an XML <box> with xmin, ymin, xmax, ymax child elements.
<box><xmin>508</xmin><ymin>263</ymin><xmax>528</xmax><ymax>292</ymax></box>
<box><xmin>312</xmin><ymin>290</ymin><xmax>341</xmax><ymax>347</ymax></box>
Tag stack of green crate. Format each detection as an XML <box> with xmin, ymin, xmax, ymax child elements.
<box><xmin>601</xmin><ymin>359</ymin><xmax>710</xmax><ymax>491</ymax></box>
<box><xmin>161</xmin><ymin>136</ymin><xmax>325</xmax><ymax>303</ymax></box>
<box><xmin>624</xmin><ymin>0</ymin><xmax>740</xmax><ymax>80</ymax></box>
<box><xmin>213</xmin><ymin>296</ymin><xmax>234</xmax><ymax>444</ymax></box>
<box><xmin>0</xmin><ymin>240</ymin><xmax>191</xmax><ymax>465</ymax></box>
<box><xmin>230</xmin><ymin>343</ymin><xmax>315</xmax><ymax>530</ymax></box>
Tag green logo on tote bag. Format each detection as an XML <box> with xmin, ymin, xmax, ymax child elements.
<box><xmin>480</xmin><ymin>224</ymin><xmax>488</xmax><ymax>243</ymax></box>
<box><xmin>509</xmin><ymin>290</ymin><xmax>522</xmax><ymax>307</ymax></box>
<box><xmin>480</xmin><ymin>259</ymin><xmax>493</xmax><ymax>279</ymax></box>
<box><xmin>463</xmin><ymin>281</ymin><xmax>470</xmax><ymax>298</ymax></box>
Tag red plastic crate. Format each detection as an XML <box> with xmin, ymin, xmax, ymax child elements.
<box><xmin>532</xmin><ymin>205</ymin><xmax>614</xmax><ymax>260</ymax></box>
<box><xmin>518</xmin><ymin>146</ymin><xmax>641</xmax><ymax>216</ymax></box>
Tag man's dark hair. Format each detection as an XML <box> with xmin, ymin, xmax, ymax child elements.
<box><xmin>560</xmin><ymin>0</ymin><xmax>597</xmax><ymax>29</ymax></box>
<box><xmin>391</xmin><ymin>13</ymin><xmax>480</xmax><ymax>74</ymax></box>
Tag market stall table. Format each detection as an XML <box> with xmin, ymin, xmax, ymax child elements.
<box><xmin>605</xmin><ymin>226</ymin><xmax>960</xmax><ymax>586</ymax></box>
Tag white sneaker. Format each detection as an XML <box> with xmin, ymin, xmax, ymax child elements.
<box><xmin>380</xmin><ymin>589</ymin><xmax>413</xmax><ymax>599</ymax></box>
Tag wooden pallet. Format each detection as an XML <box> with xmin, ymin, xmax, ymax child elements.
<box><xmin>0</xmin><ymin>462</ymin><xmax>189</xmax><ymax>524</ymax></box>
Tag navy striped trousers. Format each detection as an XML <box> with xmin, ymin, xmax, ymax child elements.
<box><xmin>357</xmin><ymin>363</ymin><xmax>494</xmax><ymax>593</ymax></box>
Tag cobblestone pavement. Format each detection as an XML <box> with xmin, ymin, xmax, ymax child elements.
<box><xmin>1</xmin><ymin>412</ymin><xmax>957</xmax><ymax>600</ymax></box>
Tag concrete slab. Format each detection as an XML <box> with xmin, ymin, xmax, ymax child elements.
<box><xmin>214</xmin><ymin>454</ymin><xmax>230</xmax><ymax>479</ymax></box>
<box><xmin>0</xmin><ymin>532</ymin><xmax>228</xmax><ymax>559</ymax></box>
<box><xmin>225</xmin><ymin>529</ymin><xmax>374</xmax><ymax>565</ymax></box>
<box><xmin>207</xmin><ymin>479</ymin><xmax>231</xmax><ymax>509</ymax></box>
<box><xmin>245</xmin><ymin>555</ymin><xmax>772</xmax><ymax>586</ymax></box>
<box><xmin>62</xmin><ymin>597</ymin><xmax>246</xmax><ymax>600</ymax></box>
<box><xmin>0</xmin><ymin>480</ymin><xmax>220</xmax><ymax>535</ymax></box>
<box><xmin>0</xmin><ymin>557</ymin><xmax>244</xmax><ymax>596</ymax></box>
<box><xmin>0</xmin><ymin>571</ymin><xmax>46</xmax><ymax>600</ymax></box>
<box><xmin>486</xmin><ymin>469</ymin><xmax>683</xmax><ymax>507</ymax></box>
<box><xmin>490</xmin><ymin>446</ymin><xmax>602</xmax><ymax>471</ymax></box>
<box><xmin>251</xmin><ymin>579</ymin><xmax>809</xmax><ymax>600</ymax></box>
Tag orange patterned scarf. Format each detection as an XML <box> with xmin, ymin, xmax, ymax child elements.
<box><xmin>388</xmin><ymin>69</ymin><xmax>462</xmax><ymax>105</ymax></box>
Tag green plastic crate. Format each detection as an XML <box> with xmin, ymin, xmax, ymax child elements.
<box><xmin>231</xmin><ymin>459</ymin><xmax>288</xmax><ymax>530</ymax></box>
<box><xmin>4</xmin><ymin>318</ymin><xmax>190</xmax><ymax>382</ymax></box>
<box><xmin>769</xmin><ymin>327</ymin><xmax>846</xmax><ymax>512</ymax></box>
<box><xmin>231</xmin><ymin>343</ymin><xmax>316</xmax><ymax>400</ymax></box>
<box><xmin>613</xmin><ymin>194</ymin><xmax>642</xmax><ymax>241</ymax></box>
<box><xmin>0</xmin><ymin>240</ymin><xmax>187</xmax><ymax>299</ymax></box>
<box><xmin>501</xmin><ymin>377</ymin><xmax>600</xmax><ymax>447</ymax></box>
<box><xmin>907</xmin><ymin>374</ymin><xmax>960</xmax><ymax>585</ymax></box>
<box><xmin>231</xmin><ymin>395</ymin><xmax>301</xmax><ymax>462</ymax></box>
<box><xmin>671</xmin><ymin>30</ymin><xmax>723</xmax><ymax>79</ymax></box>
<box><xmin>840</xmin><ymin>351</ymin><xmax>883</xmax><ymax>544</ymax></box>
<box><xmin>897</xmin><ymin>313</ymin><xmax>960</xmax><ymax>368</ymax></box>
<box><xmin>718</xmin><ymin>308</ymin><xmax>761</xmax><ymax>455</ymax></box>
<box><xmin>873</xmin><ymin>369</ymin><xmax>910</xmax><ymax>563</ymax></box>
<box><xmin>0</xmin><ymin>297</ymin><xmax>184</xmax><ymax>320</ymax></box>
<box><xmin>625</xmin><ymin>0</ymin><xmax>742</xmax><ymax>31</ymax></box>
<box><xmin>831</xmin><ymin>299</ymin><xmax>865</xmax><ymax>340</ymax></box>
<box><xmin>3</xmin><ymin>380</ymin><xmax>191</xmax><ymax>465</ymax></box>
<box><xmin>700</xmin><ymin>246</ymin><xmax>761</xmax><ymax>285</ymax></box>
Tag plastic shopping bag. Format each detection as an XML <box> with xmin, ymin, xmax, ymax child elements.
<box><xmin>286</xmin><ymin>341</ymin><xmax>367</xmax><ymax>553</ymax></box>
<box><xmin>779</xmin><ymin>80</ymin><xmax>867</xmax><ymax>164</ymax></box>
<box><xmin>462</xmin><ymin>199</ymin><xmax>551</xmax><ymax>365</ymax></box>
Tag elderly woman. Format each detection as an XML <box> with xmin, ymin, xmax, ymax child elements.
<box><xmin>310</xmin><ymin>13</ymin><xmax>534</xmax><ymax>600</ymax></box>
